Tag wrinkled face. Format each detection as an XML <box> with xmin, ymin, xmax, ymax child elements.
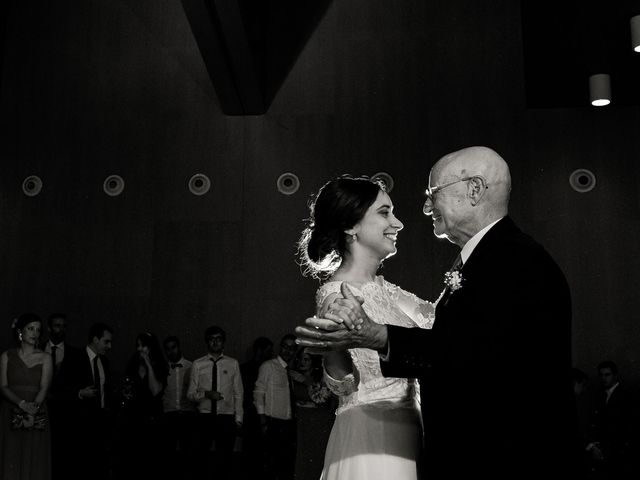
<box><xmin>136</xmin><ymin>339</ymin><xmax>150</xmax><ymax>355</ymax></box>
<box><xmin>164</xmin><ymin>340</ymin><xmax>181</xmax><ymax>363</ymax></box>
<box><xmin>48</xmin><ymin>317</ymin><xmax>67</xmax><ymax>343</ymax></box>
<box><xmin>206</xmin><ymin>333</ymin><xmax>225</xmax><ymax>355</ymax></box>
<box><xmin>20</xmin><ymin>321</ymin><xmax>42</xmax><ymax>345</ymax></box>
<box><xmin>423</xmin><ymin>168</ymin><xmax>469</xmax><ymax>245</ymax></box>
<box><xmin>280</xmin><ymin>338</ymin><xmax>297</xmax><ymax>364</ymax></box>
<box><xmin>353</xmin><ymin>190</ymin><xmax>404</xmax><ymax>260</ymax></box>
<box><xmin>599</xmin><ymin>367</ymin><xmax>616</xmax><ymax>389</ymax></box>
<box><xmin>93</xmin><ymin>331</ymin><xmax>113</xmax><ymax>356</ymax></box>
<box><xmin>297</xmin><ymin>352</ymin><xmax>313</xmax><ymax>372</ymax></box>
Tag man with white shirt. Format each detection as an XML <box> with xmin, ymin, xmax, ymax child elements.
<box><xmin>161</xmin><ymin>335</ymin><xmax>197</xmax><ymax>473</ymax></box>
<box><xmin>297</xmin><ymin>147</ymin><xmax>574</xmax><ymax>479</ymax></box>
<box><xmin>188</xmin><ymin>326</ymin><xmax>243</xmax><ymax>479</ymax></box>
<box><xmin>254</xmin><ymin>334</ymin><xmax>297</xmax><ymax>480</ymax></box>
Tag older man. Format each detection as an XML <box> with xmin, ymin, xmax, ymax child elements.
<box><xmin>297</xmin><ymin>147</ymin><xmax>575</xmax><ymax>479</ymax></box>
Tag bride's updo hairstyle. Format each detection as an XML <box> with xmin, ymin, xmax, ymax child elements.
<box><xmin>299</xmin><ymin>175</ymin><xmax>385</xmax><ymax>279</ymax></box>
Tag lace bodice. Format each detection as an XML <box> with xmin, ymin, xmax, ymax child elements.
<box><xmin>316</xmin><ymin>277</ymin><xmax>435</xmax><ymax>414</ymax></box>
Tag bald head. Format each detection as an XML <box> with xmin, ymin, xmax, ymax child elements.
<box><xmin>435</xmin><ymin>146</ymin><xmax>511</xmax><ymax>208</ymax></box>
<box><xmin>424</xmin><ymin>146</ymin><xmax>512</xmax><ymax>246</ymax></box>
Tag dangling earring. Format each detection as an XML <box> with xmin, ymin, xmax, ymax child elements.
<box><xmin>351</xmin><ymin>233</ymin><xmax>357</xmax><ymax>242</ymax></box>
<box><xmin>18</xmin><ymin>332</ymin><xmax>23</xmax><ymax>342</ymax></box>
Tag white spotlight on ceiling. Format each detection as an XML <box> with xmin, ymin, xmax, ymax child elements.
<box><xmin>589</xmin><ymin>74</ymin><xmax>611</xmax><ymax>107</ymax></box>
<box><xmin>631</xmin><ymin>15</ymin><xmax>640</xmax><ymax>52</ymax></box>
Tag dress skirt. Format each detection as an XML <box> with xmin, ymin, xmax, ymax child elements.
<box><xmin>320</xmin><ymin>405</ymin><xmax>421</xmax><ymax>480</ymax></box>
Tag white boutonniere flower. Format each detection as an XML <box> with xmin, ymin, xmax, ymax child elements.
<box><xmin>444</xmin><ymin>270</ymin><xmax>464</xmax><ymax>292</ymax></box>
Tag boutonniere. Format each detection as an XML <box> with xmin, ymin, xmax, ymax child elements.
<box><xmin>444</xmin><ymin>269</ymin><xmax>464</xmax><ymax>292</ymax></box>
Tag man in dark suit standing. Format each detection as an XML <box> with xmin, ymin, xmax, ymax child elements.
<box><xmin>587</xmin><ymin>360</ymin><xmax>633</xmax><ymax>478</ymax></box>
<box><xmin>297</xmin><ymin>147</ymin><xmax>575</xmax><ymax>479</ymax></box>
<box><xmin>64</xmin><ymin>322</ymin><xmax>114</xmax><ymax>479</ymax></box>
<box><xmin>44</xmin><ymin>313</ymin><xmax>84</xmax><ymax>480</ymax></box>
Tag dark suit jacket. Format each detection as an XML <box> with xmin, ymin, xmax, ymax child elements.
<box><xmin>62</xmin><ymin>346</ymin><xmax>113</xmax><ymax>416</ymax></box>
<box><xmin>47</xmin><ymin>343</ymin><xmax>84</xmax><ymax>416</ymax></box>
<box><xmin>48</xmin><ymin>343</ymin><xmax>83</xmax><ymax>398</ymax></box>
<box><xmin>382</xmin><ymin>216</ymin><xmax>575</xmax><ymax>478</ymax></box>
<box><xmin>592</xmin><ymin>385</ymin><xmax>632</xmax><ymax>463</ymax></box>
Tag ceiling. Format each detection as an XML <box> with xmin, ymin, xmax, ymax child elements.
<box><xmin>521</xmin><ymin>0</ymin><xmax>640</xmax><ymax>108</ymax></box>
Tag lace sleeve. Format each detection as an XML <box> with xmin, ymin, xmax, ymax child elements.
<box><xmin>316</xmin><ymin>282</ymin><xmax>363</xmax><ymax>396</ymax></box>
<box><xmin>315</xmin><ymin>282</ymin><xmax>342</xmax><ymax>313</ymax></box>
<box><xmin>384</xmin><ymin>279</ymin><xmax>436</xmax><ymax>329</ymax></box>
<box><xmin>323</xmin><ymin>367</ymin><xmax>359</xmax><ymax>396</ymax></box>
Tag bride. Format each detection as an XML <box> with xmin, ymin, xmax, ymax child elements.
<box><xmin>298</xmin><ymin>175</ymin><xmax>434</xmax><ymax>480</ymax></box>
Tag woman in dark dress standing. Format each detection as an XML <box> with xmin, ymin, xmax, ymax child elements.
<box><xmin>0</xmin><ymin>313</ymin><xmax>53</xmax><ymax>480</ymax></box>
<box><xmin>291</xmin><ymin>348</ymin><xmax>336</xmax><ymax>480</ymax></box>
<box><xmin>116</xmin><ymin>332</ymin><xmax>168</xmax><ymax>478</ymax></box>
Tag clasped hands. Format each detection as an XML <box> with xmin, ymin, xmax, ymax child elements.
<box><xmin>295</xmin><ymin>283</ymin><xmax>388</xmax><ymax>353</ymax></box>
<box><xmin>19</xmin><ymin>400</ymin><xmax>40</xmax><ymax>415</ymax></box>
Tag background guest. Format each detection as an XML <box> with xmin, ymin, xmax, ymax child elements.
<box><xmin>291</xmin><ymin>348</ymin><xmax>335</xmax><ymax>480</ymax></box>
<box><xmin>161</xmin><ymin>335</ymin><xmax>197</xmax><ymax>477</ymax></box>
<box><xmin>44</xmin><ymin>313</ymin><xmax>83</xmax><ymax>480</ymax></box>
<box><xmin>117</xmin><ymin>331</ymin><xmax>168</xmax><ymax>478</ymax></box>
<box><xmin>188</xmin><ymin>326</ymin><xmax>244</xmax><ymax>479</ymax></box>
<box><xmin>254</xmin><ymin>333</ymin><xmax>298</xmax><ymax>480</ymax></box>
<box><xmin>587</xmin><ymin>360</ymin><xmax>634</xmax><ymax>479</ymax></box>
<box><xmin>64</xmin><ymin>322</ymin><xmax>114</xmax><ymax>480</ymax></box>
<box><xmin>240</xmin><ymin>336</ymin><xmax>273</xmax><ymax>478</ymax></box>
<box><xmin>0</xmin><ymin>313</ymin><xmax>53</xmax><ymax>480</ymax></box>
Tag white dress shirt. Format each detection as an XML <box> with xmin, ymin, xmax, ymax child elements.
<box><xmin>187</xmin><ymin>353</ymin><xmax>243</xmax><ymax>423</ymax></box>
<box><xmin>163</xmin><ymin>357</ymin><xmax>196</xmax><ymax>412</ymax></box>
<box><xmin>605</xmin><ymin>382</ymin><xmax>620</xmax><ymax>404</ymax></box>
<box><xmin>253</xmin><ymin>356</ymin><xmax>293</xmax><ymax>420</ymax></box>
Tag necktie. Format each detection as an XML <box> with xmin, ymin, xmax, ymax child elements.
<box><xmin>451</xmin><ymin>253</ymin><xmax>463</xmax><ymax>271</ymax></box>
<box><xmin>286</xmin><ymin>366</ymin><xmax>296</xmax><ymax>420</ymax></box>
<box><xmin>171</xmin><ymin>363</ymin><xmax>183</xmax><ymax>369</ymax></box>
<box><xmin>211</xmin><ymin>358</ymin><xmax>218</xmax><ymax>415</ymax></box>
<box><xmin>51</xmin><ymin>346</ymin><xmax>58</xmax><ymax>375</ymax></box>
<box><xmin>93</xmin><ymin>356</ymin><xmax>102</xmax><ymax>408</ymax></box>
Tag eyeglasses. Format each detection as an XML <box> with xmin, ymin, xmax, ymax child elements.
<box><xmin>424</xmin><ymin>177</ymin><xmax>473</xmax><ymax>201</ymax></box>
<box><xmin>423</xmin><ymin>175</ymin><xmax>488</xmax><ymax>214</ymax></box>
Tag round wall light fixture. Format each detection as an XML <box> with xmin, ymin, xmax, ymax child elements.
<box><xmin>103</xmin><ymin>175</ymin><xmax>125</xmax><ymax>197</ymax></box>
<box><xmin>371</xmin><ymin>172</ymin><xmax>394</xmax><ymax>193</ymax></box>
<box><xmin>188</xmin><ymin>173</ymin><xmax>211</xmax><ymax>196</ymax></box>
<box><xmin>22</xmin><ymin>175</ymin><xmax>43</xmax><ymax>197</ymax></box>
<box><xmin>276</xmin><ymin>172</ymin><xmax>300</xmax><ymax>195</ymax></box>
<box><xmin>569</xmin><ymin>169</ymin><xmax>596</xmax><ymax>193</ymax></box>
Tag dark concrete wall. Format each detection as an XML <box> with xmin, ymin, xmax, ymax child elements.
<box><xmin>1</xmin><ymin>0</ymin><xmax>639</xmax><ymax>385</ymax></box>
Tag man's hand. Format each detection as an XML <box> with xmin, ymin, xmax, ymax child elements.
<box><xmin>79</xmin><ymin>386</ymin><xmax>97</xmax><ymax>399</ymax></box>
<box><xmin>205</xmin><ymin>390</ymin><xmax>223</xmax><ymax>401</ymax></box>
<box><xmin>296</xmin><ymin>283</ymin><xmax>388</xmax><ymax>353</ymax></box>
<box><xmin>259</xmin><ymin>414</ymin><xmax>269</xmax><ymax>436</ymax></box>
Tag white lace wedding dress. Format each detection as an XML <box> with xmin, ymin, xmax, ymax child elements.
<box><xmin>317</xmin><ymin>276</ymin><xmax>435</xmax><ymax>480</ymax></box>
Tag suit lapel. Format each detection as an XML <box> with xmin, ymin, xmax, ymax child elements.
<box><xmin>458</xmin><ymin>216</ymin><xmax>519</xmax><ymax>274</ymax></box>
<box><xmin>435</xmin><ymin>217</ymin><xmax>520</xmax><ymax>317</ymax></box>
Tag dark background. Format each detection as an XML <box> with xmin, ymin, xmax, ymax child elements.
<box><xmin>1</xmin><ymin>0</ymin><xmax>639</xmax><ymax>389</ymax></box>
